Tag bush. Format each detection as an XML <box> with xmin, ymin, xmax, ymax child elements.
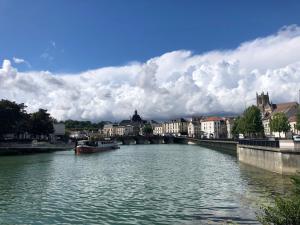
<box><xmin>257</xmin><ymin>174</ymin><xmax>300</xmax><ymax>225</ymax></box>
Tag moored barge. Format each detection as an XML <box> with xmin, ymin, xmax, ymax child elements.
<box><xmin>75</xmin><ymin>139</ymin><xmax>119</xmax><ymax>154</ymax></box>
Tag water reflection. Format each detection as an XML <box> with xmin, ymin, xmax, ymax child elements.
<box><xmin>0</xmin><ymin>145</ymin><xmax>293</xmax><ymax>224</ymax></box>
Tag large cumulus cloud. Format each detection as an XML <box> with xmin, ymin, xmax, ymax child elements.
<box><xmin>1</xmin><ymin>25</ymin><xmax>300</xmax><ymax>121</ymax></box>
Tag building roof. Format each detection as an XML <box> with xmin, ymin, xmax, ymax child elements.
<box><xmin>273</xmin><ymin>102</ymin><xmax>298</xmax><ymax>112</ymax></box>
<box><xmin>289</xmin><ymin>115</ymin><xmax>297</xmax><ymax>123</ymax></box>
<box><xmin>201</xmin><ymin>116</ymin><xmax>224</xmax><ymax>122</ymax></box>
<box><xmin>273</xmin><ymin>102</ymin><xmax>298</xmax><ymax>118</ymax></box>
<box><xmin>103</xmin><ymin>123</ymin><xmax>118</xmax><ymax>128</ymax></box>
<box><xmin>119</xmin><ymin>120</ymin><xmax>132</xmax><ymax>125</ymax></box>
<box><xmin>165</xmin><ymin>118</ymin><xmax>187</xmax><ymax>123</ymax></box>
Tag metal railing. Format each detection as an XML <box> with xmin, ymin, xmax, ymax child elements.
<box><xmin>238</xmin><ymin>139</ymin><xmax>279</xmax><ymax>148</ymax></box>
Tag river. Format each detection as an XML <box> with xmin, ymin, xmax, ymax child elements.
<box><xmin>0</xmin><ymin>144</ymin><xmax>292</xmax><ymax>224</ymax></box>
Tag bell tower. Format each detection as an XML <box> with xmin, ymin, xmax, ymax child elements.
<box><xmin>256</xmin><ymin>92</ymin><xmax>273</xmax><ymax>116</ymax></box>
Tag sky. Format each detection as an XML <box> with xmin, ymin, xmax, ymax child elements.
<box><xmin>1</xmin><ymin>0</ymin><xmax>300</xmax><ymax>121</ymax></box>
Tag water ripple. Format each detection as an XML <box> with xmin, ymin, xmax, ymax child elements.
<box><xmin>0</xmin><ymin>145</ymin><xmax>292</xmax><ymax>224</ymax></box>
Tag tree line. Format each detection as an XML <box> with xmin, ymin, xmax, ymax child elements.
<box><xmin>232</xmin><ymin>105</ymin><xmax>300</xmax><ymax>138</ymax></box>
<box><xmin>64</xmin><ymin>120</ymin><xmax>107</xmax><ymax>131</ymax></box>
<box><xmin>0</xmin><ymin>99</ymin><xmax>54</xmax><ymax>140</ymax></box>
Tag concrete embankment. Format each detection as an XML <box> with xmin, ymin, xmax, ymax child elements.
<box><xmin>174</xmin><ymin>137</ymin><xmax>238</xmax><ymax>151</ymax></box>
<box><xmin>238</xmin><ymin>144</ymin><xmax>300</xmax><ymax>175</ymax></box>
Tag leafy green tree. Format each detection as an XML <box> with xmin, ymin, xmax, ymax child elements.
<box><xmin>270</xmin><ymin>112</ymin><xmax>290</xmax><ymax>138</ymax></box>
<box><xmin>243</xmin><ymin>105</ymin><xmax>264</xmax><ymax>137</ymax></box>
<box><xmin>257</xmin><ymin>174</ymin><xmax>300</xmax><ymax>225</ymax></box>
<box><xmin>29</xmin><ymin>109</ymin><xmax>54</xmax><ymax>138</ymax></box>
<box><xmin>143</xmin><ymin>124</ymin><xmax>153</xmax><ymax>136</ymax></box>
<box><xmin>65</xmin><ymin>120</ymin><xmax>106</xmax><ymax>130</ymax></box>
<box><xmin>0</xmin><ymin>99</ymin><xmax>29</xmax><ymax>139</ymax></box>
<box><xmin>232</xmin><ymin>116</ymin><xmax>245</xmax><ymax>136</ymax></box>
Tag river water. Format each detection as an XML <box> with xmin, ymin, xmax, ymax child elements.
<box><xmin>0</xmin><ymin>144</ymin><xmax>292</xmax><ymax>224</ymax></box>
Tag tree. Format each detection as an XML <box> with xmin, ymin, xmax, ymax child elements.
<box><xmin>242</xmin><ymin>105</ymin><xmax>264</xmax><ymax>137</ymax></box>
<box><xmin>64</xmin><ymin>120</ymin><xmax>106</xmax><ymax>131</ymax></box>
<box><xmin>257</xmin><ymin>174</ymin><xmax>300</xmax><ymax>225</ymax></box>
<box><xmin>29</xmin><ymin>109</ymin><xmax>54</xmax><ymax>138</ymax></box>
<box><xmin>270</xmin><ymin>112</ymin><xmax>290</xmax><ymax>138</ymax></box>
<box><xmin>143</xmin><ymin>124</ymin><xmax>153</xmax><ymax>136</ymax></box>
<box><xmin>0</xmin><ymin>99</ymin><xmax>29</xmax><ymax>139</ymax></box>
<box><xmin>232</xmin><ymin>116</ymin><xmax>245</xmax><ymax>137</ymax></box>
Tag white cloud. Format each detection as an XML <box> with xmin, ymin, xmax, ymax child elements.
<box><xmin>2</xmin><ymin>25</ymin><xmax>300</xmax><ymax>121</ymax></box>
<box><xmin>12</xmin><ymin>57</ymin><xmax>31</xmax><ymax>68</ymax></box>
<box><xmin>13</xmin><ymin>57</ymin><xmax>25</xmax><ymax>64</ymax></box>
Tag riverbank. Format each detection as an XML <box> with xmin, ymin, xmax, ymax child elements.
<box><xmin>0</xmin><ymin>142</ymin><xmax>74</xmax><ymax>155</ymax></box>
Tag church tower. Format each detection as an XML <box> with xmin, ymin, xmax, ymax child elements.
<box><xmin>256</xmin><ymin>92</ymin><xmax>273</xmax><ymax>117</ymax></box>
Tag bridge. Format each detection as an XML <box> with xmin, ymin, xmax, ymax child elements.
<box><xmin>114</xmin><ymin>135</ymin><xmax>175</xmax><ymax>145</ymax></box>
<box><xmin>113</xmin><ymin>135</ymin><xmax>238</xmax><ymax>151</ymax></box>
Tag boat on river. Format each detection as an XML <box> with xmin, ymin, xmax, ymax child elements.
<box><xmin>75</xmin><ymin>139</ymin><xmax>119</xmax><ymax>154</ymax></box>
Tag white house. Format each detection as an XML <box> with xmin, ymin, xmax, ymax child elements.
<box><xmin>201</xmin><ymin>117</ymin><xmax>225</xmax><ymax>139</ymax></box>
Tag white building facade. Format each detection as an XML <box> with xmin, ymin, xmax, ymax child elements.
<box><xmin>201</xmin><ymin>117</ymin><xmax>225</xmax><ymax>139</ymax></box>
<box><xmin>102</xmin><ymin>124</ymin><xmax>118</xmax><ymax>137</ymax></box>
<box><xmin>153</xmin><ymin>124</ymin><xmax>164</xmax><ymax>135</ymax></box>
<box><xmin>163</xmin><ymin>118</ymin><xmax>188</xmax><ymax>136</ymax></box>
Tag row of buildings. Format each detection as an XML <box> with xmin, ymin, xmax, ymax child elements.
<box><xmin>70</xmin><ymin>92</ymin><xmax>300</xmax><ymax>140</ymax></box>
<box><xmin>153</xmin><ymin>117</ymin><xmax>234</xmax><ymax>139</ymax></box>
<box><xmin>98</xmin><ymin>110</ymin><xmax>235</xmax><ymax>139</ymax></box>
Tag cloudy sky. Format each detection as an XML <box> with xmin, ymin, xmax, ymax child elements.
<box><xmin>1</xmin><ymin>1</ymin><xmax>300</xmax><ymax>121</ymax></box>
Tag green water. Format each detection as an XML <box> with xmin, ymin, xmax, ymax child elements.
<box><xmin>0</xmin><ymin>144</ymin><xmax>291</xmax><ymax>224</ymax></box>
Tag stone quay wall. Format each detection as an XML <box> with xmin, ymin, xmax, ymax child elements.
<box><xmin>175</xmin><ymin>137</ymin><xmax>237</xmax><ymax>151</ymax></box>
<box><xmin>238</xmin><ymin>144</ymin><xmax>300</xmax><ymax>175</ymax></box>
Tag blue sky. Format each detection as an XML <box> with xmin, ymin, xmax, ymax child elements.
<box><xmin>2</xmin><ymin>0</ymin><xmax>300</xmax><ymax>121</ymax></box>
<box><xmin>1</xmin><ymin>0</ymin><xmax>300</xmax><ymax>73</ymax></box>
